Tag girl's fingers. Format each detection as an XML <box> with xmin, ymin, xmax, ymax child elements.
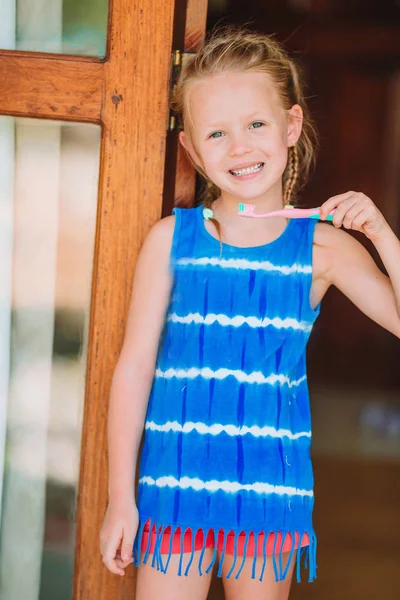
<box><xmin>330</xmin><ymin>197</ymin><xmax>358</xmax><ymax>228</ymax></box>
<box><xmin>342</xmin><ymin>205</ymin><xmax>364</xmax><ymax>230</ymax></box>
<box><xmin>352</xmin><ymin>212</ymin><xmax>369</xmax><ymax>230</ymax></box>
<box><xmin>320</xmin><ymin>190</ymin><xmax>355</xmax><ymax>219</ymax></box>
<box><xmin>102</xmin><ymin>551</ymin><xmax>125</xmax><ymax>576</ymax></box>
<box><xmin>120</xmin><ymin>530</ymin><xmax>135</xmax><ymax>565</ymax></box>
<box><xmin>115</xmin><ymin>556</ymin><xmax>130</xmax><ymax>569</ymax></box>
<box><xmin>320</xmin><ymin>191</ymin><xmax>384</xmax><ymax>239</ymax></box>
<box><xmin>114</xmin><ymin>548</ymin><xmax>131</xmax><ymax>569</ymax></box>
<box><xmin>101</xmin><ymin>536</ymin><xmax>125</xmax><ymax>576</ymax></box>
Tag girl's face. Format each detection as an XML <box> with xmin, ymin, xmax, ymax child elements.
<box><xmin>180</xmin><ymin>71</ymin><xmax>303</xmax><ymax>205</ymax></box>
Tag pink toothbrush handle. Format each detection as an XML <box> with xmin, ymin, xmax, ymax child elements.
<box><xmin>238</xmin><ymin>205</ymin><xmax>335</xmax><ymax>220</ymax></box>
<box><xmin>270</xmin><ymin>208</ymin><xmax>321</xmax><ymax>218</ymax></box>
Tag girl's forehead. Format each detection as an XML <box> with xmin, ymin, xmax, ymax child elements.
<box><xmin>187</xmin><ymin>71</ymin><xmax>283</xmax><ymax>126</ymax></box>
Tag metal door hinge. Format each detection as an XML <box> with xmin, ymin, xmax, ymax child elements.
<box><xmin>167</xmin><ymin>50</ymin><xmax>195</xmax><ymax>131</ymax></box>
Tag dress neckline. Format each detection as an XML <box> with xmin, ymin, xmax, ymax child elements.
<box><xmin>196</xmin><ymin>204</ymin><xmax>295</xmax><ymax>253</ymax></box>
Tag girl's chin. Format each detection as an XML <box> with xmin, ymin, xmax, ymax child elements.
<box><xmin>219</xmin><ymin>182</ymin><xmax>279</xmax><ymax>201</ymax></box>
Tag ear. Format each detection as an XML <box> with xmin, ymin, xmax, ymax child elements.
<box><xmin>179</xmin><ymin>130</ymin><xmax>203</xmax><ymax>168</ymax></box>
<box><xmin>287</xmin><ymin>104</ymin><xmax>303</xmax><ymax>147</ymax></box>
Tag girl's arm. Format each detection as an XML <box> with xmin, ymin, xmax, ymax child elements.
<box><xmin>100</xmin><ymin>215</ymin><xmax>175</xmax><ymax>575</ymax></box>
<box><xmin>313</xmin><ymin>191</ymin><xmax>400</xmax><ymax>337</ymax></box>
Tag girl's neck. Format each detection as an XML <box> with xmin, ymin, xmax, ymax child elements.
<box><xmin>213</xmin><ymin>189</ymin><xmax>284</xmax><ymax>218</ymax></box>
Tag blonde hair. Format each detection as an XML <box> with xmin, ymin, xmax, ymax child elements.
<box><xmin>171</xmin><ymin>26</ymin><xmax>318</xmax><ymax>238</ymax></box>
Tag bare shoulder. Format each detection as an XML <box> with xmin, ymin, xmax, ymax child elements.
<box><xmin>134</xmin><ymin>215</ymin><xmax>175</xmax><ymax>270</ymax></box>
<box><xmin>142</xmin><ymin>214</ymin><xmax>175</xmax><ymax>253</ymax></box>
<box><xmin>313</xmin><ymin>221</ymin><xmax>362</xmax><ymax>280</ymax></box>
<box><xmin>130</xmin><ymin>215</ymin><xmax>176</xmax><ymax>282</ymax></box>
<box><xmin>314</xmin><ymin>220</ymin><xmax>358</xmax><ymax>249</ymax></box>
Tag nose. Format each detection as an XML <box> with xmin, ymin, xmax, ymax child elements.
<box><xmin>229</xmin><ymin>133</ymin><xmax>252</xmax><ymax>157</ymax></box>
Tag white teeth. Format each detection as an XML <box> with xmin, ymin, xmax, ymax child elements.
<box><xmin>231</xmin><ymin>162</ymin><xmax>263</xmax><ymax>176</ymax></box>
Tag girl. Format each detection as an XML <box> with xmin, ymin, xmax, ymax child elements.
<box><xmin>100</xmin><ymin>27</ymin><xmax>400</xmax><ymax>600</ymax></box>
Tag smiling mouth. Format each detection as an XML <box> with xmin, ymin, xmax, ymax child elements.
<box><xmin>229</xmin><ymin>162</ymin><xmax>264</xmax><ymax>176</ymax></box>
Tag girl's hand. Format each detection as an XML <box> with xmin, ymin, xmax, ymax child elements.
<box><xmin>320</xmin><ymin>191</ymin><xmax>390</xmax><ymax>242</ymax></box>
<box><xmin>100</xmin><ymin>500</ymin><xmax>139</xmax><ymax>576</ymax></box>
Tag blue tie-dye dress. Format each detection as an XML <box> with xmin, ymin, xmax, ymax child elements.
<box><xmin>133</xmin><ymin>204</ymin><xmax>320</xmax><ymax>583</ymax></box>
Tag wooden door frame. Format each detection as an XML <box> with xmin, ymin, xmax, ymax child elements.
<box><xmin>0</xmin><ymin>0</ymin><xmax>207</xmax><ymax>598</ymax></box>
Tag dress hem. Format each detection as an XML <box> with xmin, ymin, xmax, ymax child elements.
<box><xmin>132</xmin><ymin>517</ymin><xmax>317</xmax><ymax>583</ymax></box>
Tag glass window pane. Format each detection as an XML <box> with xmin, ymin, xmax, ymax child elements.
<box><xmin>0</xmin><ymin>116</ymin><xmax>100</xmax><ymax>600</ymax></box>
<box><xmin>0</xmin><ymin>0</ymin><xmax>108</xmax><ymax>57</ymax></box>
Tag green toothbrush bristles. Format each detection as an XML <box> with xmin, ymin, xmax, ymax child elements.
<box><xmin>238</xmin><ymin>203</ymin><xmax>245</xmax><ymax>211</ymax></box>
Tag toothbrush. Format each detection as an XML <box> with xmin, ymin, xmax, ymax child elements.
<box><xmin>237</xmin><ymin>203</ymin><xmax>334</xmax><ymax>222</ymax></box>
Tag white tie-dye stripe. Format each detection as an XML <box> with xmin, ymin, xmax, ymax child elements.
<box><xmin>155</xmin><ymin>367</ymin><xmax>307</xmax><ymax>388</ymax></box>
<box><xmin>139</xmin><ymin>475</ymin><xmax>314</xmax><ymax>497</ymax></box>
<box><xmin>145</xmin><ymin>420</ymin><xmax>311</xmax><ymax>440</ymax></box>
<box><xmin>176</xmin><ymin>256</ymin><xmax>312</xmax><ymax>275</ymax></box>
<box><xmin>168</xmin><ymin>312</ymin><xmax>313</xmax><ymax>332</ymax></box>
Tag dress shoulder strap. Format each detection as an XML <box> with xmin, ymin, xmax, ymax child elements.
<box><xmin>302</xmin><ymin>218</ymin><xmax>318</xmax><ymax>267</ymax></box>
<box><xmin>171</xmin><ymin>205</ymin><xmax>200</xmax><ymax>262</ymax></box>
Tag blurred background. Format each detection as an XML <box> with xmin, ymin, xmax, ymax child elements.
<box><xmin>0</xmin><ymin>115</ymin><xmax>101</xmax><ymax>600</ymax></box>
<box><xmin>0</xmin><ymin>3</ymin><xmax>106</xmax><ymax>599</ymax></box>
<box><xmin>0</xmin><ymin>1</ymin><xmax>399</xmax><ymax>599</ymax></box>
<box><xmin>205</xmin><ymin>1</ymin><xmax>400</xmax><ymax>599</ymax></box>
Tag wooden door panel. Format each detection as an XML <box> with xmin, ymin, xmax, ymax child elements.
<box><xmin>162</xmin><ymin>0</ymin><xmax>208</xmax><ymax>216</ymax></box>
<box><xmin>74</xmin><ymin>1</ymin><xmax>177</xmax><ymax>597</ymax></box>
<box><xmin>0</xmin><ymin>51</ymin><xmax>103</xmax><ymax>122</ymax></box>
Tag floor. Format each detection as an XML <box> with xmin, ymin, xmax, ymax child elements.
<box><xmin>207</xmin><ymin>386</ymin><xmax>400</xmax><ymax>599</ymax></box>
<box><xmin>207</xmin><ymin>458</ymin><xmax>400</xmax><ymax>600</ymax></box>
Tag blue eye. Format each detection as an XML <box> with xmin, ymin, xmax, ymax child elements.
<box><xmin>209</xmin><ymin>131</ymin><xmax>224</xmax><ymax>139</ymax></box>
<box><xmin>250</xmin><ymin>122</ymin><xmax>264</xmax><ymax>129</ymax></box>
